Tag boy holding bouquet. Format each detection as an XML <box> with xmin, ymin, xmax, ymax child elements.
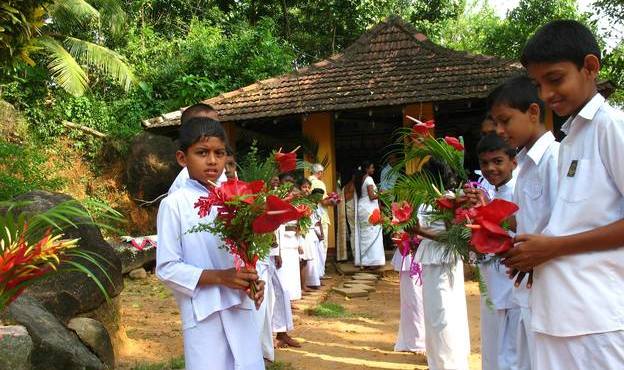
<box><xmin>156</xmin><ymin>117</ymin><xmax>265</xmax><ymax>370</ymax></box>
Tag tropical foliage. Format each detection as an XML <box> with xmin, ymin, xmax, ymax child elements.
<box><xmin>0</xmin><ymin>199</ymin><xmax>122</xmax><ymax>309</ymax></box>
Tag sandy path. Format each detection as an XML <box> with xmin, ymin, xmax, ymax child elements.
<box><xmin>116</xmin><ymin>271</ymin><xmax>483</xmax><ymax>369</ymax></box>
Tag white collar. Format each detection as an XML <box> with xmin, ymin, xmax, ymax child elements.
<box><xmin>561</xmin><ymin>93</ymin><xmax>605</xmax><ymax>134</ymax></box>
<box><xmin>519</xmin><ymin>131</ymin><xmax>556</xmax><ymax>166</ymax></box>
<box><xmin>185</xmin><ymin>171</ymin><xmax>228</xmax><ymax>191</ymax></box>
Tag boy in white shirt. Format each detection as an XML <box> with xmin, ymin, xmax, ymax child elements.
<box><xmin>488</xmin><ymin>76</ymin><xmax>559</xmax><ymax>370</ymax></box>
<box><xmin>475</xmin><ymin>133</ymin><xmax>520</xmax><ymax>370</ymax></box>
<box><xmin>156</xmin><ymin>117</ymin><xmax>265</xmax><ymax>370</ymax></box>
<box><xmin>504</xmin><ymin>20</ymin><xmax>624</xmax><ymax>370</ymax></box>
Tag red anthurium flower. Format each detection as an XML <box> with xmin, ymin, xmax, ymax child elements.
<box><xmin>436</xmin><ymin>197</ymin><xmax>454</xmax><ymax>210</ymax></box>
<box><xmin>444</xmin><ymin>136</ymin><xmax>464</xmax><ymax>151</ymax></box>
<box><xmin>391</xmin><ymin>201</ymin><xmax>413</xmax><ymax>225</ymax></box>
<box><xmin>453</xmin><ymin>206</ymin><xmax>478</xmax><ymax>224</ymax></box>
<box><xmin>274</xmin><ymin>152</ymin><xmax>297</xmax><ymax>173</ymax></box>
<box><xmin>368</xmin><ymin>208</ymin><xmax>382</xmax><ymax>225</ymax></box>
<box><xmin>218</xmin><ymin>179</ymin><xmax>265</xmax><ymax>204</ymax></box>
<box><xmin>252</xmin><ymin>195</ymin><xmax>302</xmax><ymax>233</ymax></box>
<box><xmin>411</xmin><ymin>119</ymin><xmax>435</xmax><ymax>137</ymax></box>
<box><xmin>468</xmin><ymin>199</ymin><xmax>519</xmax><ymax>254</ymax></box>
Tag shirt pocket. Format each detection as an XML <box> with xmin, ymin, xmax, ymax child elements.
<box><xmin>522</xmin><ymin>179</ymin><xmax>543</xmax><ymax>200</ymax></box>
<box><xmin>559</xmin><ymin>159</ymin><xmax>592</xmax><ymax>203</ymax></box>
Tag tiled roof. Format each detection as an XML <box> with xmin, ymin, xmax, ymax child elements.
<box><xmin>144</xmin><ymin>16</ymin><xmax>522</xmax><ymax>128</ymax></box>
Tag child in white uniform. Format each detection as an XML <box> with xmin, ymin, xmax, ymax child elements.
<box><xmin>488</xmin><ymin>76</ymin><xmax>560</xmax><ymax>370</ymax></box>
<box><xmin>475</xmin><ymin>134</ymin><xmax>520</xmax><ymax>370</ymax></box>
<box><xmin>506</xmin><ymin>20</ymin><xmax>624</xmax><ymax>370</ymax></box>
<box><xmin>156</xmin><ymin>117</ymin><xmax>265</xmax><ymax>370</ymax></box>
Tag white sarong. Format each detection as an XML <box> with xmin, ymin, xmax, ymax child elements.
<box><xmin>270</xmin><ymin>258</ymin><xmax>294</xmax><ymax>333</ymax></box>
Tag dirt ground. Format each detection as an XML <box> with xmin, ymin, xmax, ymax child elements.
<box><xmin>115</xmin><ymin>271</ymin><xmax>483</xmax><ymax>370</ymax></box>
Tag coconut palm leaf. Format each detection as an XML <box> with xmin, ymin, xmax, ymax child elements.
<box><xmin>65</xmin><ymin>36</ymin><xmax>133</xmax><ymax>91</ymax></box>
<box><xmin>46</xmin><ymin>0</ymin><xmax>99</xmax><ymax>29</ymax></box>
<box><xmin>89</xmin><ymin>0</ymin><xmax>125</xmax><ymax>39</ymax></box>
<box><xmin>36</xmin><ymin>35</ymin><xmax>88</xmax><ymax>96</ymax></box>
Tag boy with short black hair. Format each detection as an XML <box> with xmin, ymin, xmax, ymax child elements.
<box><xmin>505</xmin><ymin>20</ymin><xmax>624</xmax><ymax>370</ymax></box>
<box><xmin>476</xmin><ymin>133</ymin><xmax>519</xmax><ymax>370</ymax></box>
<box><xmin>488</xmin><ymin>75</ymin><xmax>559</xmax><ymax>370</ymax></box>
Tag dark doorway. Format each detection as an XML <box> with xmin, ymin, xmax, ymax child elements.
<box><xmin>334</xmin><ymin>106</ymin><xmax>403</xmax><ymax>185</ymax></box>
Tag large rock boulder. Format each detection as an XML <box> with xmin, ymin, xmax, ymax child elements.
<box><xmin>10</xmin><ymin>191</ymin><xmax>123</xmax><ymax>322</ymax></box>
<box><xmin>0</xmin><ymin>325</ymin><xmax>33</xmax><ymax>370</ymax></box>
<box><xmin>67</xmin><ymin>318</ymin><xmax>114</xmax><ymax>369</ymax></box>
<box><xmin>7</xmin><ymin>296</ymin><xmax>105</xmax><ymax>370</ymax></box>
<box><xmin>125</xmin><ymin>132</ymin><xmax>181</xmax><ymax>201</ymax></box>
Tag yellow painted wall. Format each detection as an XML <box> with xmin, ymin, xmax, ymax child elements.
<box><xmin>302</xmin><ymin>112</ymin><xmax>337</xmax><ymax>250</ymax></box>
<box><xmin>403</xmin><ymin>102</ymin><xmax>435</xmax><ymax>174</ymax></box>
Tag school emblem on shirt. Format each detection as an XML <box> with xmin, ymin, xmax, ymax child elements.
<box><xmin>567</xmin><ymin>160</ymin><xmax>579</xmax><ymax>177</ymax></box>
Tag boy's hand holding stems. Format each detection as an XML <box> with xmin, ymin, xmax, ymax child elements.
<box><xmin>199</xmin><ymin>268</ymin><xmax>265</xmax><ymax>309</ymax></box>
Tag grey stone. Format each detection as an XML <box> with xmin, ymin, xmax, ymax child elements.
<box><xmin>331</xmin><ymin>287</ymin><xmax>369</xmax><ymax>298</ymax></box>
<box><xmin>6</xmin><ymin>296</ymin><xmax>104</xmax><ymax>370</ymax></box>
<box><xmin>125</xmin><ymin>132</ymin><xmax>180</xmax><ymax>202</ymax></box>
<box><xmin>343</xmin><ymin>283</ymin><xmax>376</xmax><ymax>293</ymax></box>
<box><xmin>128</xmin><ymin>268</ymin><xmax>148</xmax><ymax>280</ymax></box>
<box><xmin>110</xmin><ymin>240</ymin><xmax>156</xmax><ymax>274</ymax></box>
<box><xmin>353</xmin><ymin>273</ymin><xmax>379</xmax><ymax>280</ymax></box>
<box><xmin>67</xmin><ymin>318</ymin><xmax>114</xmax><ymax>368</ymax></box>
<box><xmin>0</xmin><ymin>325</ymin><xmax>32</xmax><ymax>370</ymax></box>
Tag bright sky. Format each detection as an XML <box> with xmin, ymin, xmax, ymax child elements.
<box><xmin>488</xmin><ymin>0</ymin><xmax>622</xmax><ymax>49</ymax></box>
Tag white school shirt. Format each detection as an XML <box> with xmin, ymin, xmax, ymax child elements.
<box><xmin>512</xmin><ymin>131</ymin><xmax>559</xmax><ymax>308</ymax></box>
<box><xmin>532</xmin><ymin>93</ymin><xmax>624</xmax><ymax>336</ymax></box>
<box><xmin>156</xmin><ymin>178</ymin><xmax>253</xmax><ymax>330</ymax></box>
<box><xmin>479</xmin><ymin>178</ymin><xmax>517</xmax><ymax>310</ymax></box>
<box><xmin>414</xmin><ymin>206</ymin><xmax>455</xmax><ymax>265</ymax></box>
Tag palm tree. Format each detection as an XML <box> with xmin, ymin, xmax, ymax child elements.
<box><xmin>1</xmin><ymin>0</ymin><xmax>134</xmax><ymax>96</ymax></box>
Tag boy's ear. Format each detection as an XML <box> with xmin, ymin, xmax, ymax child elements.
<box><xmin>583</xmin><ymin>54</ymin><xmax>600</xmax><ymax>79</ymax></box>
<box><xmin>512</xmin><ymin>157</ymin><xmax>518</xmax><ymax>170</ymax></box>
<box><xmin>528</xmin><ymin>103</ymin><xmax>541</xmax><ymax>123</ymax></box>
<box><xmin>176</xmin><ymin>150</ymin><xmax>187</xmax><ymax>167</ymax></box>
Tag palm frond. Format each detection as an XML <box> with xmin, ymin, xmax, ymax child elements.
<box><xmin>36</xmin><ymin>35</ymin><xmax>88</xmax><ymax>96</ymax></box>
<box><xmin>89</xmin><ymin>0</ymin><xmax>126</xmax><ymax>39</ymax></box>
<box><xmin>47</xmin><ymin>0</ymin><xmax>100</xmax><ymax>30</ymax></box>
<box><xmin>65</xmin><ymin>36</ymin><xmax>134</xmax><ymax>91</ymax></box>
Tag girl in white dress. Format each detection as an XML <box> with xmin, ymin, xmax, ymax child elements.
<box><xmin>353</xmin><ymin>161</ymin><xmax>386</xmax><ymax>267</ymax></box>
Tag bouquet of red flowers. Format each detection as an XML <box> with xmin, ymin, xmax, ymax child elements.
<box><xmin>389</xmin><ymin>117</ymin><xmax>519</xmax><ymax>262</ymax></box>
<box><xmin>190</xmin><ymin>178</ymin><xmax>306</xmax><ymax>294</ymax></box>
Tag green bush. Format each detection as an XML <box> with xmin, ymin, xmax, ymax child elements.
<box><xmin>0</xmin><ymin>140</ymin><xmax>64</xmax><ymax>201</ymax></box>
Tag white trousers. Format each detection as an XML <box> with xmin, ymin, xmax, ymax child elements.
<box><xmin>516</xmin><ymin>307</ymin><xmax>535</xmax><ymax>370</ymax></box>
<box><xmin>306</xmin><ymin>255</ymin><xmax>321</xmax><ymax>287</ymax></box>
<box><xmin>534</xmin><ymin>330</ymin><xmax>624</xmax><ymax>370</ymax></box>
<box><xmin>422</xmin><ymin>262</ymin><xmax>470</xmax><ymax>370</ymax></box>
<box><xmin>395</xmin><ymin>271</ymin><xmax>426</xmax><ymax>352</ymax></box>
<box><xmin>183</xmin><ymin>308</ymin><xmax>265</xmax><ymax>370</ymax></box>
<box><xmin>277</xmin><ymin>248</ymin><xmax>301</xmax><ymax>300</ymax></box>
<box><xmin>254</xmin><ymin>262</ymin><xmax>275</xmax><ymax>361</ymax></box>
<box><xmin>270</xmin><ymin>258</ymin><xmax>294</xmax><ymax>333</ymax></box>
<box><xmin>480</xmin><ymin>300</ymin><xmax>520</xmax><ymax>370</ymax></box>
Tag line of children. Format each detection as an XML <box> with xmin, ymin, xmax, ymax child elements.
<box><xmin>503</xmin><ymin>20</ymin><xmax>624</xmax><ymax>370</ymax></box>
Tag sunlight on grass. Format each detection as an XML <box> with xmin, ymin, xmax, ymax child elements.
<box><xmin>309</xmin><ymin>302</ymin><xmax>350</xmax><ymax>318</ymax></box>
<box><xmin>266</xmin><ymin>361</ymin><xmax>297</xmax><ymax>370</ymax></box>
<box><xmin>131</xmin><ymin>356</ymin><xmax>185</xmax><ymax>370</ymax></box>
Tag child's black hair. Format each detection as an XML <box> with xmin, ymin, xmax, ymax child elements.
<box><xmin>178</xmin><ymin>117</ymin><xmax>227</xmax><ymax>152</ymax></box>
<box><xmin>181</xmin><ymin>103</ymin><xmax>217</xmax><ymax>125</ymax></box>
<box><xmin>487</xmin><ymin>76</ymin><xmax>546</xmax><ymax>121</ymax></box>
<box><xmin>422</xmin><ymin>157</ymin><xmax>459</xmax><ymax>190</ymax></box>
<box><xmin>477</xmin><ymin>133</ymin><xmax>516</xmax><ymax>158</ymax></box>
<box><xmin>311</xmin><ymin>188</ymin><xmax>325</xmax><ymax>196</ymax></box>
<box><xmin>297</xmin><ymin>177</ymin><xmax>312</xmax><ymax>188</ymax></box>
<box><xmin>278</xmin><ymin>172</ymin><xmax>295</xmax><ymax>182</ymax></box>
<box><xmin>521</xmin><ymin>20</ymin><xmax>601</xmax><ymax>69</ymax></box>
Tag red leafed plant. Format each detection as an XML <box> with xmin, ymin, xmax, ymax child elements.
<box><xmin>1</xmin><ymin>200</ymin><xmax>118</xmax><ymax>310</ymax></box>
